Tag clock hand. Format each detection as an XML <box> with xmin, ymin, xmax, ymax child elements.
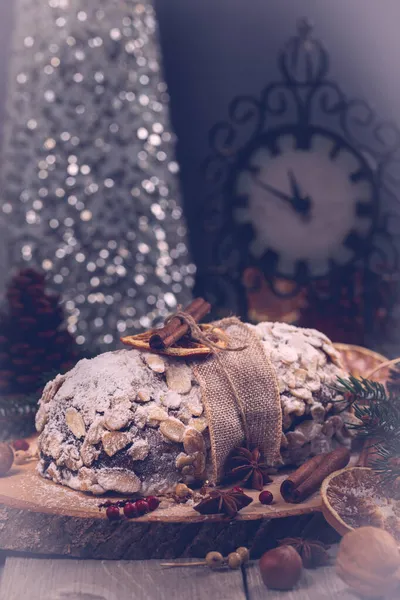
<box><xmin>288</xmin><ymin>169</ymin><xmax>302</xmax><ymax>198</ymax></box>
<box><xmin>253</xmin><ymin>174</ymin><xmax>311</xmax><ymax>221</ymax></box>
<box><xmin>252</xmin><ymin>175</ymin><xmax>296</xmax><ymax>204</ymax></box>
<box><xmin>287</xmin><ymin>169</ymin><xmax>312</xmax><ymax>220</ymax></box>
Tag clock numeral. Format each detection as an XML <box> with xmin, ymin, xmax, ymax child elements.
<box><xmin>295</xmin><ymin>132</ymin><xmax>311</xmax><ymax>151</ymax></box>
<box><xmin>268</xmin><ymin>138</ymin><xmax>280</xmax><ymax>156</ymax></box>
<box><xmin>235</xmin><ymin>194</ymin><xmax>249</xmax><ymax>209</ymax></box>
<box><xmin>261</xmin><ymin>249</ymin><xmax>279</xmax><ymax>274</ymax></box>
<box><xmin>329</xmin><ymin>142</ymin><xmax>341</xmax><ymax>160</ymax></box>
<box><xmin>356</xmin><ymin>201</ymin><xmax>373</xmax><ymax>218</ymax></box>
<box><xmin>295</xmin><ymin>260</ymin><xmax>309</xmax><ymax>283</ymax></box>
<box><xmin>344</xmin><ymin>230</ymin><xmax>368</xmax><ymax>254</ymax></box>
<box><xmin>349</xmin><ymin>169</ymin><xmax>366</xmax><ymax>183</ymax></box>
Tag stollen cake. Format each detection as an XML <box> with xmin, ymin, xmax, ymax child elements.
<box><xmin>36</xmin><ymin>321</ymin><xmax>355</xmax><ymax>495</ymax></box>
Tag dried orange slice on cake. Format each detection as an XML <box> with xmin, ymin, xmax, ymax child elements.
<box><xmin>321</xmin><ymin>467</ymin><xmax>400</xmax><ymax>544</ymax></box>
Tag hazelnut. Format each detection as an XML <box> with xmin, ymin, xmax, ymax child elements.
<box><xmin>336</xmin><ymin>526</ymin><xmax>400</xmax><ymax>598</ymax></box>
<box><xmin>259</xmin><ymin>546</ymin><xmax>303</xmax><ymax>590</ymax></box>
<box><xmin>0</xmin><ymin>442</ymin><xmax>14</xmax><ymax>476</ymax></box>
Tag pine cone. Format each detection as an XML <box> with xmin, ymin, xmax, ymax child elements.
<box><xmin>0</xmin><ymin>268</ymin><xmax>79</xmax><ymax>396</ymax></box>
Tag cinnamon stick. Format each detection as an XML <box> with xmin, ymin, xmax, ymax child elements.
<box><xmin>281</xmin><ymin>447</ymin><xmax>351</xmax><ymax>504</ymax></box>
<box><xmin>280</xmin><ymin>453</ymin><xmax>327</xmax><ymax>501</ymax></box>
<box><xmin>149</xmin><ymin>298</ymin><xmax>211</xmax><ymax>350</ymax></box>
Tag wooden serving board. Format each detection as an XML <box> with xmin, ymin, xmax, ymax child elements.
<box><xmin>0</xmin><ymin>442</ymin><xmax>344</xmax><ymax>559</ymax></box>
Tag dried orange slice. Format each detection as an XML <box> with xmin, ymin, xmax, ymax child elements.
<box><xmin>321</xmin><ymin>467</ymin><xmax>400</xmax><ymax>544</ymax></box>
<box><xmin>121</xmin><ymin>324</ymin><xmax>228</xmax><ymax>357</ymax></box>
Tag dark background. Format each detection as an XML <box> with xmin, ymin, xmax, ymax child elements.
<box><xmin>0</xmin><ymin>0</ymin><xmax>399</xmax><ymax>265</ymax></box>
<box><xmin>153</xmin><ymin>0</ymin><xmax>400</xmax><ymax>269</ymax></box>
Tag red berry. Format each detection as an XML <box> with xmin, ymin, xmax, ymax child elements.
<box><xmin>259</xmin><ymin>490</ymin><xmax>274</xmax><ymax>505</ymax></box>
<box><xmin>135</xmin><ymin>499</ymin><xmax>149</xmax><ymax>516</ymax></box>
<box><xmin>232</xmin><ymin>487</ymin><xmax>244</xmax><ymax>493</ymax></box>
<box><xmin>13</xmin><ymin>439</ymin><xmax>29</xmax><ymax>451</ymax></box>
<box><xmin>123</xmin><ymin>502</ymin><xmax>138</xmax><ymax>519</ymax></box>
<box><xmin>146</xmin><ymin>496</ymin><xmax>160</xmax><ymax>511</ymax></box>
<box><xmin>106</xmin><ymin>506</ymin><xmax>120</xmax><ymax>521</ymax></box>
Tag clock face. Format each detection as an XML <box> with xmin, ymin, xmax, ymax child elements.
<box><xmin>233</xmin><ymin>127</ymin><xmax>376</xmax><ymax>280</ymax></box>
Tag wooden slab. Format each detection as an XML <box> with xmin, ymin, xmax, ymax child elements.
<box><xmin>0</xmin><ymin>449</ymin><xmax>342</xmax><ymax>559</ymax></box>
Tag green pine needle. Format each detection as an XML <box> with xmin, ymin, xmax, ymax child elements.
<box><xmin>334</xmin><ymin>375</ymin><xmax>400</xmax><ymax>485</ymax></box>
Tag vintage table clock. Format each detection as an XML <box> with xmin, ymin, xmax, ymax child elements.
<box><xmin>199</xmin><ymin>20</ymin><xmax>400</xmax><ymax>353</ymax></box>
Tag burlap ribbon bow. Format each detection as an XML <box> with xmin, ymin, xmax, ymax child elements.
<box><xmin>193</xmin><ymin>318</ymin><xmax>282</xmax><ymax>483</ymax></box>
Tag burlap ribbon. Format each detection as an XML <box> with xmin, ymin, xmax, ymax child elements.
<box><xmin>193</xmin><ymin>318</ymin><xmax>282</xmax><ymax>483</ymax></box>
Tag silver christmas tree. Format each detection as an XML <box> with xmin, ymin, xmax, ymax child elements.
<box><xmin>0</xmin><ymin>0</ymin><xmax>194</xmax><ymax>352</ymax></box>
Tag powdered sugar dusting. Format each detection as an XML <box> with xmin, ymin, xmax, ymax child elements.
<box><xmin>36</xmin><ymin>322</ymin><xmax>351</xmax><ymax>496</ymax></box>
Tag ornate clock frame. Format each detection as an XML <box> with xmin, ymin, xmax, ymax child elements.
<box><xmin>198</xmin><ymin>20</ymin><xmax>400</xmax><ymax>353</ymax></box>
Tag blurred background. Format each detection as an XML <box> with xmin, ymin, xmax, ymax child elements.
<box><xmin>1</xmin><ymin>0</ymin><xmax>400</xmax><ymax>436</ymax></box>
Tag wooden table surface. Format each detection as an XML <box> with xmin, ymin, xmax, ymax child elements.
<box><xmin>0</xmin><ymin>550</ymin><xmax>397</xmax><ymax>600</ymax></box>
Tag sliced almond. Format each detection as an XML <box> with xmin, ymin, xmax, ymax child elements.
<box><xmin>189</xmin><ymin>417</ymin><xmax>208</xmax><ymax>433</ymax></box>
<box><xmin>104</xmin><ymin>402</ymin><xmax>133</xmax><ymax>431</ymax></box>
<box><xmin>136</xmin><ymin>389</ymin><xmax>151</xmax><ymax>403</ymax></box>
<box><xmin>294</xmin><ymin>368</ymin><xmax>307</xmax><ymax>386</ymax></box>
<box><xmin>59</xmin><ymin>445</ymin><xmax>83</xmax><ymax>471</ymax></box>
<box><xmin>65</xmin><ymin>407</ymin><xmax>86</xmax><ymax>439</ymax></box>
<box><xmin>192</xmin><ymin>452</ymin><xmax>206</xmax><ymax>478</ymax></box>
<box><xmin>86</xmin><ymin>417</ymin><xmax>105</xmax><ymax>444</ymax></box>
<box><xmin>147</xmin><ymin>406</ymin><xmax>168</xmax><ymax>427</ymax></box>
<box><xmin>40</xmin><ymin>431</ymin><xmax>63</xmax><ymax>460</ymax></box>
<box><xmin>46</xmin><ymin>462</ymin><xmax>61</xmax><ymax>483</ymax></box>
<box><xmin>310</xmin><ymin>402</ymin><xmax>325</xmax><ymax>423</ymax></box>
<box><xmin>97</xmin><ymin>468</ymin><xmax>141</xmax><ymax>494</ymax></box>
<box><xmin>183</xmin><ymin>427</ymin><xmax>205</xmax><ymax>455</ymax></box>
<box><xmin>175</xmin><ymin>452</ymin><xmax>195</xmax><ymax>469</ymax></box>
<box><xmin>166</xmin><ymin>363</ymin><xmax>192</xmax><ymax>394</ymax></box>
<box><xmin>307</xmin><ymin>376</ymin><xmax>321</xmax><ymax>392</ymax></box>
<box><xmin>186</xmin><ymin>396</ymin><xmax>203</xmax><ymax>417</ymax></box>
<box><xmin>80</xmin><ymin>440</ymin><xmax>100</xmax><ymax>467</ymax></box>
<box><xmin>182</xmin><ymin>465</ymin><xmax>195</xmax><ymax>477</ymax></box>
<box><xmin>278</xmin><ymin>346</ymin><xmax>298</xmax><ymax>364</ymax></box>
<box><xmin>35</xmin><ymin>403</ymin><xmax>48</xmax><ymax>433</ymax></box>
<box><xmin>162</xmin><ymin>391</ymin><xmax>182</xmax><ymax>410</ymax></box>
<box><xmin>322</xmin><ymin>343</ymin><xmax>342</xmax><ymax>365</ymax></box>
<box><xmin>102</xmin><ymin>431</ymin><xmax>130</xmax><ymax>457</ymax></box>
<box><xmin>144</xmin><ymin>353</ymin><xmax>165</xmax><ymax>373</ymax></box>
<box><xmin>291</xmin><ymin>387</ymin><xmax>313</xmax><ymax>402</ymax></box>
<box><xmin>128</xmin><ymin>439</ymin><xmax>149</xmax><ymax>461</ymax></box>
<box><xmin>41</xmin><ymin>373</ymin><xmax>65</xmax><ymax>404</ymax></box>
<box><xmin>159</xmin><ymin>417</ymin><xmax>186</xmax><ymax>443</ymax></box>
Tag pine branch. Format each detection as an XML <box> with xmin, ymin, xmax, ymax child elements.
<box><xmin>335</xmin><ymin>375</ymin><xmax>400</xmax><ymax>485</ymax></box>
<box><xmin>334</xmin><ymin>375</ymin><xmax>387</xmax><ymax>404</ymax></box>
<box><xmin>369</xmin><ymin>440</ymin><xmax>400</xmax><ymax>485</ymax></box>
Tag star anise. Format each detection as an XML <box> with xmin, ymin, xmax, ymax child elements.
<box><xmin>226</xmin><ymin>447</ymin><xmax>272</xmax><ymax>491</ymax></box>
<box><xmin>193</xmin><ymin>488</ymin><xmax>253</xmax><ymax>518</ymax></box>
<box><xmin>279</xmin><ymin>538</ymin><xmax>331</xmax><ymax>569</ymax></box>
